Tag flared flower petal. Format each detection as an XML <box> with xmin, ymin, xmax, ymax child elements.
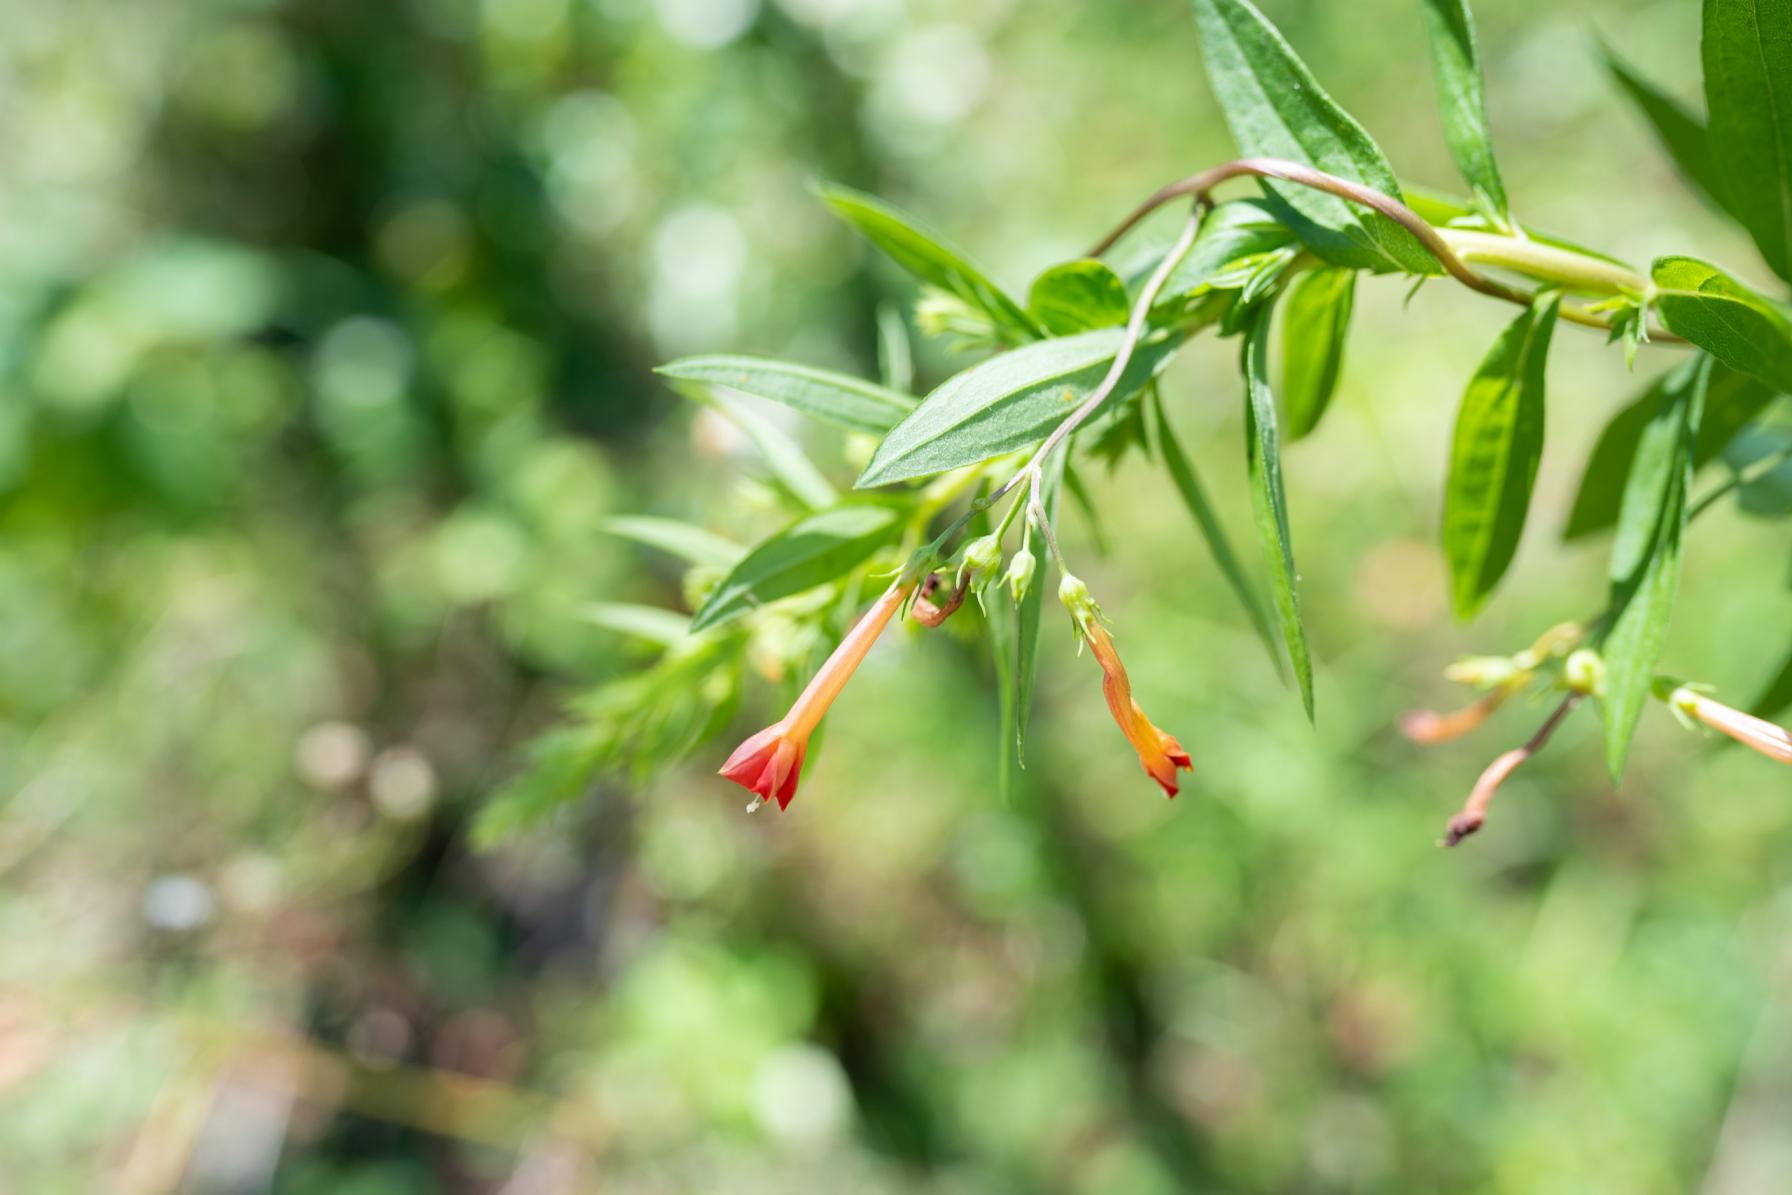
<box><xmin>1085</xmin><ymin>621</ymin><xmax>1193</xmax><ymax>798</ymax></box>
<box><xmin>718</xmin><ymin>581</ymin><xmax>912</xmax><ymax>810</ymax></box>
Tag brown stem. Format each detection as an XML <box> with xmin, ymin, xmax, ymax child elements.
<box><xmin>1088</xmin><ymin>157</ymin><xmax>1680</xmax><ymax>340</ymax></box>
<box><xmin>1442</xmin><ymin>694</ymin><xmax>1582</xmax><ymax>847</ymax></box>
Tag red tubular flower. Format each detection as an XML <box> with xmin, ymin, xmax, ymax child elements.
<box><xmin>1057</xmin><ymin>573</ymin><xmax>1191</xmax><ymax>797</ymax></box>
<box><xmin>1670</xmin><ymin>687</ymin><xmax>1792</xmax><ymax>765</ymax></box>
<box><xmin>1084</xmin><ymin>621</ymin><xmax>1193</xmax><ymax>796</ymax></box>
<box><xmin>719</xmin><ymin>582</ymin><xmax>912</xmax><ymax>810</ymax></box>
<box><xmin>1399</xmin><ymin>689</ymin><xmax>1509</xmax><ymax>745</ymax></box>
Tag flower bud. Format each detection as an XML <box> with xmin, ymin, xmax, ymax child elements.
<box><xmin>1058</xmin><ymin>572</ymin><xmax>1095</xmax><ymax>620</ymax></box>
<box><xmin>1004</xmin><ymin>548</ymin><xmax>1037</xmax><ymax>604</ymax></box>
<box><xmin>956</xmin><ymin>533</ymin><xmax>1002</xmax><ymax>590</ymax></box>
<box><xmin>1563</xmin><ymin>649</ymin><xmax>1604</xmax><ymax>697</ymax></box>
<box><xmin>1442</xmin><ymin>655</ymin><xmax>1519</xmax><ymax>689</ymax></box>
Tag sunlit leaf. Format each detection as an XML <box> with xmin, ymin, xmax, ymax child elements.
<box><xmin>1702</xmin><ymin>0</ymin><xmax>1792</xmax><ymax>280</ymax></box>
<box><xmin>1028</xmin><ymin>259</ymin><xmax>1131</xmax><ymax>334</ymax></box>
<box><xmin>1278</xmin><ymin>266</ymin><xmax>1355</xmax><ymax>441</ymax></box>
<box><xmin>691</xmin><ymin>504</ymin><xmax>901</xmax><ymax>631</ymax></box>
<box><xmin>1652</xmin><ymin>256</ymin><xmax>1792</xmax><ymax>393</ymax></box>
<box><xmin>680</xmin><ymin>384</ymin><xmax>839</xmax><ymax>510</ymax></box>
<box><xmin>1442</xmin><ymin>292</ymin><xmax>1560</xmax><ymax>618</ymax></box>
<box><xmin>1600</xmin><ymin>354</ymin><xmax>1708</xmax><ymax>780</ymax></box>
<box><xmin>876</xmin><ymin>302</ymin><xmax>915</xmax><ymax>394</ymax></box>
<box><xmin>1600</xmin><ymin>41</ymin><xmax>1733</xmax><ymax>218</ymax></box>
<box><xmin>856</xmin><ymin>327</ymin><xmax>1184</xmax><ymax>487</ymax></box>
<box><xmin>601</xmin><ymin>515</ymin><xmax>746</xmax><ymax>567</ymax></box>
<box><xmin>1241</xmin><ymin>305</ymin><xmax>1314</xmax><ymax>718</ymax></box>
<box><xmin>658</xmin><ymin>355</ymin><xmax>914</xmax><ymax>435</ymax></box>
<box><xmin>582</xmin><ymin>602</ymin><xmax>691</xmax><ymax>646</ymax></box>
<box><xmin>1417</xmin><ymin>0</ymin><xmax>1511</xmax><ymax>226</ymax></box>
<box><xmin>1190</xmin><ymin>0</ymin><xmax>1437</xmax><ymax>274</ymax></box>
<box><xmin>818</xmin><ymin>182</ymin><xmax>1043</xmax><ymax>342</ymax></box>
<box><xmin>1564</xmin><ymin>366</ymin><xmax>1774</xmax><ymax>540</ymax></box>
<box><xmin>990</xmin><ymin>454</ymin><xmax>1063</xmax><ymax>798</ymax></box>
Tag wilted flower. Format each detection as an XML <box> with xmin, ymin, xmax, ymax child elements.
<box><xmin>1060</xmin><ymin>574</ymin><xmax>1192</xmax><ymax>797</ymax></box>
<box><xmin>1399</xmin><ymin>690</ymin><xmax>1508</xmax><ymax>744</ymax></box>
<box><xmin>719</xmin><ymin>581</ymin><xmax>913</xmax><ymax>810</ymax></box>
<box><xmin>1667</xmin><ymin>685</ymin><xmax>1792</xmax><ymax>765</ymax></box>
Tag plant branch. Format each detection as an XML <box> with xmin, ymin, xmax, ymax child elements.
<box><xmin>1442</xmin><ymin>694</ymin><xmax>1582</xmax><ymax>847</ymax></box>
<box><xmin>1087</xmin><ymin>157</ymin><xmax>1680</xmax><ymax>340</ymax></box>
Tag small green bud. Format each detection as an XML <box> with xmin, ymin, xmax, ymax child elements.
<box><xmin>1442</xmin><ymin>655</ymin><xmax>1519</xmax><ymax>689</ymax></box>
<box><xmin>1004</xmin><ymin>548</ymin><xmax>1037</xmax><ymax>604</ymax></box>
<box><xmin>956</xmin><ymin>534</ymin><xmax>1002</xmax><ymax>589</ymax></box>
<box><xmin>1057</xmin><ymin>572</ymin><xmax>1101</xmax><ymax>623</ymax></box>
<box><xmin>1564</xmin><ymin>648</ymin><xmax>1605</xmax><ymax>697</ymax></box>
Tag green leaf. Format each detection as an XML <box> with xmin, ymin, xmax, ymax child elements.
<box><xmin>690</xmin><ymin>504</ymin><xmax>901</xmax><ymax>631</ymax></box>
<box><xmin>680</xmin><ymin>385</ymin><xmax>839</xmax><ymax>510</ymax></box>
<box><xmin>1417</xmin><ymin>0</ymin><xmax>1511</xmax><ymax>226</ymax></box>
<box><xmin>1028</xmin><ymin>260</ymin><xmax>1131</xmax><ymax>334</ymax></box>
<box><xmin>1140</xmin><ymin>198</ymin><xmax>1298</xmax><ymax>299</ymax></box>
<box><xmin>989</xmin><ymin>455</ymin><xmax>1064</xmax><ymax>798</ymax></box>
<box><xmin>1442</xmin><ymin>292</ymin><xmax>1560</xmax><ymax>618</ymax></box>
<box><xmin>582</xmin><ymin>603</ymin><xmax>691</xmax><ymax>646</ymax></box>
<box><xmin>1600</xmin><ymin>41</ymin><xmax>1733</xmax><ymax>217</ymax></box>
<box><xmin>1749</xmin><ymin>644</ymin><xmax>1792</xmax><ymax>719</ymax></box>
<box><xmin>1702</xmin><ymin>0</ymin><xmax>1792</xmax><ymax>281</ymax></box>
<box><xmin>1277</xmin><ymin>267</ymin><xmax>1356</xmax><ymax>440</ymax></box>
<box><xmin>657</xmin><ymin>355</ymin><xmax>915</xmax><ymax>436</ymax></box>
<box><xmin>876</xmin><ymin>302</ymin><xmax>915</xmax><ymax>394</ymax></box>
<box><xmin>601</xmin><ymin>515</ymin><xmax>745</xmax><ymax>567</ymax></box>
<box><xmin>1563</xmin><ymin>365</ymin><xmax>1774</xmax><ymax>540</ymax></box>
<box><xmin>1725</xmin><ymin>420</ymin><xmax>1792</xmax><ymax>516</ymax></box>
<box><xmin>1190</xmin><ymin>0</ymin><xmax>1438</xmax><ymax>274</ymax></box>
<box><xmin>1152</xmin><ymin>391</ymin><xmax>1282</xmax><ymax>670</ymax></box>
<box><xmin>1600</xmin><ymin>354</ymin><xmax>1709</xmax><ymax>780</ymax></box>
<box><xmin>1652</xmin><ymin>255</ymin><xmax>1792</xmax><ymax>392</ymax></box>
<box><xmin>817</xmin><ymin>183</ymin><xmax>1043</xmax><ymax>342</ymax></box>
<box><xmin>1241</xmin><ymin>305</ymin><xmax>1315</xmax><ymax>718</ymax></box>
<box><xmin>856</xmin><ymin>327</ymin><xmax>1184</xmax><ymax>487</ymax></box>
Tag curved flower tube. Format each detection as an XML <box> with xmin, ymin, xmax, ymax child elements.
<box><xmin>1059</xmin><ymin>575</ymin><xmax>1192</xmax><ymax>798</ymax></box>
<box><xmin>719</xmin><ymin>581</ymin><xmax>913</xmax><ymax>810</ymax></box>
<box><xmin>1669</xmin><ymin>686</ymin><xmax>1792</xmax><ymax>765</ymax></box>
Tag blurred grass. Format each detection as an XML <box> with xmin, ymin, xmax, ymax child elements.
<box><xmin>1</xmin><ymin>0</ymin><xmax>1790</xmax><ymax>1192</ymax></box>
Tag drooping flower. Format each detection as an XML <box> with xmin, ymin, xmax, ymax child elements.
<box><xmin>1399</xmin><ymin>690</ymin><xmax>1508</xmax><ymax>745</ymax></box>
<box><xmin>1060</xmin><ymin>574</ymin><xmax>1192</xmax><ymax>797</ymax></box>
<box><xmin>719</xmin><ymin>581</ymin><xmax>913</xmax><ymax>810</ymax></box>
<box><xmin>1668</xmin><ymin>685</ymin><xmax>1792</xmax><ymax>765</ymax></box>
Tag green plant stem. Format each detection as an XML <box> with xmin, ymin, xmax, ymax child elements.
<box><xmin>1433</xmin><ymin>229</ymin><xmax>1648</xmax><ymax>294</ymax></box>
<box><xmin>1687</xmin><ymin>441</ymin><xmax>1792</xmax><ymax>519</ymax></box>
<box><xmin>1086</xmin><ymin>157</ymin><xmax>1681</xmax><ymax>339</ymax></box>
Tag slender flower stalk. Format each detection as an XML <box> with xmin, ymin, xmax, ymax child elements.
<box><xmin>1666</xmin><ymin>685</ymin><xmax>1792</xmax><ymax>765</ymax></box>
<box><xmin>719</xmin><ymin>581</ymin><xmax>914</xmax><ymax>810</ymax></box>
<box><xmin>1441</xmin><ymin>695</ymin><xmax>1580</xmax><ymax>846</ymax></box>
<box><xmin>1060</xmin><ymin>575</ymin><xmax>1193</xmax><ymax>797</ymax></box>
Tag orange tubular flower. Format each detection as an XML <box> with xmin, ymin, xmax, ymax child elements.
<box><xmin>1670</xmin><ymin>686</ymin><xmax>1792</xmax><ymax>765</ymax></box>
<box><xmin>1061</xmin><ymin>576</ymin><xmax>1192</xmax><ymax>797</ymax></box>
<box><xmin>719</xmin><ymin>581</ymin><xmax>913</xmax><ymax>810</ymax></box>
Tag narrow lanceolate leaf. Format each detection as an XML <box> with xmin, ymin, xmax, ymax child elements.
<box><xmin>1153</xmin><ymin>392</ymin><xmax>1282</xmax><ymax>670</ymax></box>
<box><xmin>876</xmin><ymin>303</ymin><xmax>914</xmax><ymax>394</ymax></box>
<box><xmin>690</xmin><ymin>504</ymin><xmax>900</xmax><ymax>631</ymax></box>
<box><xmin>856</xmin><ymin>328</ymin><xmax>1184</xmax><ymax>487</ymax></box>
<box><xmin>1600</xmin><ymin>354</ymin><xmax>1709</xmax><ymax>781</ymax></box>
<box><xmin>989</xmin><ymin>454</ymin><xmax>1064</xmax><ymax>798</ymax></box>
<box><xmin>1702</xmin><ymin>0</ymin><xmax>1792</xmax><ymax>281</ymax></box>
<box><xmin>1241</xmin><ymin>306</ymin><xmax>1315</xmax><ymax>719</ymax></box>
<box><xmin>601</xmin><ymin>515</ymin><xmax>745</xmax><ymax>567</ymax></box>
<box><xmin>1145</xmin><ymin>198</ymin><xmax>1298</xmax><ymax>299</ymax></box>
<box><xmin>680</xmin><ymin>385</ymin><xmax>838</xmax><ymax>511</ymax></box>
<box><xmin>1750</xmin><ymin>644</ymin><xmax>1792</xmax><ymax>719</ymax></box>
<box><xmin>1600</xmin><ymin>42</ymin><xmax>1732</xmax><ymax>217</ymax></box>
<box><xmin>1190</xmin><ymin>0</ymin><xmax>1437</xmax><ymax>275</ymax></box>
<box><xmin>582</xmin><ymin>603</ymin><xmax>691</xmax><ymax>647</ymax></box>
<box><xmin>1028</xmin><ymin>260</ymin><xmax>1131</xmax><ymax>334</ymax></box>
<box><xmin>817</xmin><ymin>183</ymin><xmax>1043</xmax><ymax>341</ymax></box>
<box><xmin>1278</xmin><ymin>267</ymin><xmax>1356</xmax><ymax>441</ymax></box>
<box><xmin>1652</xmin><ymin>256</ymin><xmax>1792</xmax><ymax>392</ymax></box>
<box><xmin>1563</xmin><ymin>366</ymin><xmax>1774</xmax><ymax>540</ymax></box>
<box><xmin>1442</xmin><ymin>293</ymin><xmax>1560</xmax><ymax>619</ymax></box>
<box><xmin>1417</xmin><ymin>0</ymin><xmax>1511</xmax><ymax>226</ymax></box>
<box><xmin>657</xmin><ymin>355</ymin><xmax>914</xmax><ymax>435</ymax></box>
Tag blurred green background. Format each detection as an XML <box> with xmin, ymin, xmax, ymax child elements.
<box><xmin>3</xmin><ymin>0</ymin><xmax>1789</xmax><ymax>1191</ymax></box>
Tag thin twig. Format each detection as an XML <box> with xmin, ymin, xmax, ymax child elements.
<box><xmin>1087</xmin><ymin>157</ymin><xmax>1680</xmax><ymax>339</ymax></box>
<box><xmin>1442</xmin><ymin>694</ymin><xmax>1582</xmax><ymax>847</ymax></box>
